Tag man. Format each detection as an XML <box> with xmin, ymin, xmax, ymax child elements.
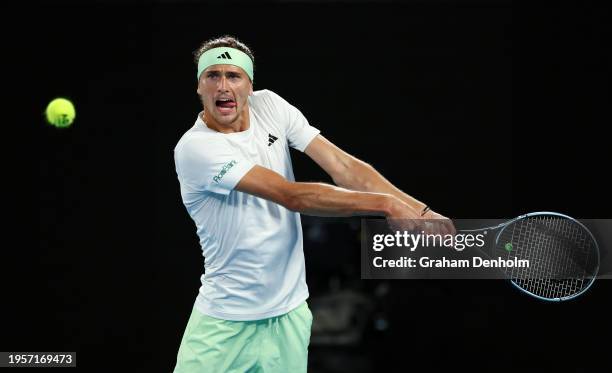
<box><xmin>173</xmin><ymin>35</ymin><xmax>454</xmax><ymax>372</ymax></box>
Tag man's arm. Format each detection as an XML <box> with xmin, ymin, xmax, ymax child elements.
<box><xmin>304</xmin><ymin>135</ymin><xmax>455</xmax><ymax>236</ymax></box>
<box><xmin>235</xmin><ymin>165</ymin><xmax>422</xmax><ymax>221</ymax></box>
<box><xmin>304</xmin><ymin>135</ymin><xmax>431</xmax><ymax>211</ymax></box>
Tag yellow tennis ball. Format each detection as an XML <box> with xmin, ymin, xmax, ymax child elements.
<box><xmin>45</xmin><ymin>98</ymin><xmax>76</xmax><ymax>128</ymax></box>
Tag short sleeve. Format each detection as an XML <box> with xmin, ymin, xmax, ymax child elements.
<box><xmin>264</xmin><ymin>90</ymin><xmax>321</xmax><ymax>152</ymax></box>
<box><xmin>174</xmin><ymin>135</ymin><xmax>255</xmax><ymax>195</ymax></box>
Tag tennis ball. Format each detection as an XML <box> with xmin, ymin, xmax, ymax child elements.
<box><xmin>45</xmin><ymin>98</ymin><xmax>75</xmax><ymax>128</ymax></box>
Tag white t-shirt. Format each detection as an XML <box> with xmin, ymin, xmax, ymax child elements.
<box><xmin>174</xmin><ymin>89</ymin><xmax>320</xmax><ymax>321</ymax></box>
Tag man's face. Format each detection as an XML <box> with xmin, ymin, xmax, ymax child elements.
<box><xmin>197</xmin><ymin>64</ymin><xmax>253</xmax><ymax>126</ymax></box>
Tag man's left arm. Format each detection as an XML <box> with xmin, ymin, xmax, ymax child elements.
<box><xmin>304</xmin><ymin>134</ymin><xmax>448</xmax><ymax>221</ymax></box>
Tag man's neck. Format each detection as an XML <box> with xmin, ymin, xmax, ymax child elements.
<box><xmin>202</xmin><ymin>106</ymin><xmax>250</xmax><ymax>134</ymax></box>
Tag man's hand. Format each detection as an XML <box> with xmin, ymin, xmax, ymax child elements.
<box><xmin>422</xmin><ymin>209</ymin><xmax>457</xmax><ymax>236</ymax></box>
<box><xmin>386</xmin><ymin>198</ymin><xmax>456</xmax><ymax>236</ymax></box>
<box><xmin>386</xmin><ymin>198</ymin><xmax>422</xmax><ymax>232</ymax></box>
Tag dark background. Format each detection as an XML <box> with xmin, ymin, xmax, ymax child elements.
<box><xmin>7</xmin><ymin>0</ymin><xmax>611</xmax><ymax>372</ymax></box>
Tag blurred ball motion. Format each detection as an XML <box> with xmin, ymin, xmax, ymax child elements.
<box><xmin>45</xmin><ymin>98</ymin><xmax>76</xmax><ymax>128</ymax></box>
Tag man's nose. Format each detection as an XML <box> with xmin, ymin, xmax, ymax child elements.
<box><xmin>218</xmin><ymin>76</ymin><xmax>228</xmax><ymax>91</ymax></box>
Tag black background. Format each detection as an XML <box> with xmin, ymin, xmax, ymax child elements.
<box><xmin>6</xmin><ymin>0</ymin><xmax>612</xmax><ymax>372</ymax></box>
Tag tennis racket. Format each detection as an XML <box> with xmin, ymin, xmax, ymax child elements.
<box><xmin>457</xmin><ymin>211</ymin><xmax>599</xmax><ymax>301</ymax></box>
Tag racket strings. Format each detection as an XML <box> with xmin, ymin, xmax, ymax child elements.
<box><xmin>497</xmin><ymin>216</ymin><xmax>597</xmax><ymax>300</ymax></box>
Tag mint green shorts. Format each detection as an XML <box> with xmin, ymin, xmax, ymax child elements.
<box><xmin>173</xmin><ymin>302</ymin><xmax>313</xmax><ymax>373</ymax></box>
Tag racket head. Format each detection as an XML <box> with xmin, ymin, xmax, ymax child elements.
<box><xmin>494</xmin><ymin>212</ymin><xmax>599</xmax><ymax>301</ymax></box>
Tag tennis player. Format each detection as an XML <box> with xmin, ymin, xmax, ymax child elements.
<box><xmin>172</xmin><ymin>35</ymin><xmax>454</xmax><ymax>372</ymax></box>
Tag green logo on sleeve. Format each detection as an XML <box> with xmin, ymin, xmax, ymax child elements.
<box><xmin>213</xmin><ymin>160</ymin><xmax>238</xmax><ymax>183</ymax></box>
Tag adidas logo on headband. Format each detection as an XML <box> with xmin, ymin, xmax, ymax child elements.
<box><xmin>217</xmin><ymin>52</ymin><xmax>232</xmax><ymax>59</ymax></box>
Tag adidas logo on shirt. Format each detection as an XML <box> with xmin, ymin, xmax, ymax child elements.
<box><xmin>268</xmin><ymin>134</ymin><xmax>278</xmax><ymax>146</ymax></box>
<box><xmin>217</xmin><ymin>52</ymin><xmax>232</xmax><ymax>59</ymax></box>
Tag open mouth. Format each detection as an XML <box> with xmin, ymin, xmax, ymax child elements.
<box><xmin>216</xmin><ymin>98</ymin><xmax>236</xmax><ymax>112</ymax></box>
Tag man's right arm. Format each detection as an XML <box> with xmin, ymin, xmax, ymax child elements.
<box><xmin>235</xmin><ymin>165</ymin><xmax>421</xmax><ymax>219</ymax></box>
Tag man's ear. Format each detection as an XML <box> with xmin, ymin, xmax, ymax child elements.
<box><xmin>249</xmin><ymin>82</ymin><xmax>254</xmax><ymax>96</ymax></box>
<box><xmin>197</xmin><ymin>86</ymin><xmax>202</xmax><ymax>95</ymax></box>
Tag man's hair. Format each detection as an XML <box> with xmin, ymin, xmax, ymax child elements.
<box><xmin>193</xmin><ymin>35</ymin><xmax>255</xmax><ymax>69</ymax></box>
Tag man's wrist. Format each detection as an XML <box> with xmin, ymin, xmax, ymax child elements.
<box><xmin>381</xmin><ymin>194</ymin><xmax>399</xmax><ymax>217</ymax></box>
